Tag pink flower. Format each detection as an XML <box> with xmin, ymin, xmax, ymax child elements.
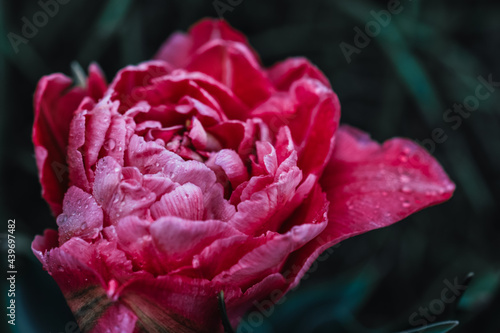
<box><xmin>32</xmin><ymin>19</ymin><xmax>454</xmax><ymax>332</ymax></box>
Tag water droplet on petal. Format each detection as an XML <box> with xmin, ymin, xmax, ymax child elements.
<box><xmin>193</xmin><ymin>257</ymin><xmax>200</xmax><ymax>268</ymax></box>
<box><xmin>104</xmin><ymin>139</ymin><xmax>116</xmax><ymax>151</ymax></box>
<box><xmin>114</xmin><ymin>167</ymin><xmax>120</xmax><ymax>173</ymax></box>
<box><xmin>401</xmin><ymin>185</ymin><xmax>412</xmax><ymax>194</ymax></box>
<box><xmin>400</xmin><ymin>174</ymin><xmax>410</xmax><ymax>183</ymax></box>
<box><xmin>80</xmin><ymin>222</ymin><xmax>87</xmax><ymax>230</ymax></box>
<box><xmin>402</xmin><ymin>200</ymin><xmax>411</xmax><ymax>208</ymax></box>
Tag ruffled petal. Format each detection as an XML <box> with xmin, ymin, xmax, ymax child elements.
<box><xmin>283</xmin><ymin>125</ymin><xmax>455</xmax><ymax>289</ymax></box>
<box><xmin>186</xmin><ymin>40</ymin><xmax>274</xmax><ymax>108</ymax></box>
<box><xmin>32</xmin><ymin>235</ymin><xmax>140</xmax><ymax>332</ymax></box>
<box><xmin>150</xmin><ymin>216</ymin><xmax>240</xmax><ymax>269</ymax></box>
<box><xmin>252</xmin><ymin>77</ymin><xmax>340</xmax><ymax>177</ymax></box>
<box><xmin>33</xmin><ymin>70</ymin><xmax>104</xmax><ymax>215</ymax></box>
<box><xmin>57</xmin><ymin>186</ymin><xmax>103</xmax><ymax>244</ymax></box>
<box><xmin>119</xmin><ymin>275</ymin><xmax>240</xmax><ymax>333</ymax></box>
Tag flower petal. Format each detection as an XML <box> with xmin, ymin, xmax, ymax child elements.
<box><xmin>32</xmin><ymin>235</ymin><xmax>139</xmax><ymax>332</ymax></box>
<box><xmin>150</xmin><ymin>183</ymin><xmax>204</xmax><ymax>220</ymax></box>
<box><xmin>150</xmin><ymin>216</ymin><xmax>239</xmax><ymax>269</ymax></box>
<box><xmin>57</xmin><ymin>186</ymin><xmax>103</xmax><ymax>244</ymax></box>
<box><xmin>186</xmin><ymin>40</ymin><xmax>274</xmax><ymax>108</ymax></box>
<box><xmin>321</xmin><ymin>125</ymin><xmax>455</xmax><ymax>236</ymax></box>
<box><xmin>283</xmin><ymin>125</ymin><xmax>455</xmax><ymax>289</ymax></box>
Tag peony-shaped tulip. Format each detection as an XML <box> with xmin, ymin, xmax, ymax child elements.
<box><xmin>32</xmin><ymin>19</ymin><xmax>455</xmax><ymax>332</ymax></box>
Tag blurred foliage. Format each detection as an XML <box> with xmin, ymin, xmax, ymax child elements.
<box><xmin>1</xmin><ymin>0</ymin><xmax>499</xmax><ymax>332</ymax></box>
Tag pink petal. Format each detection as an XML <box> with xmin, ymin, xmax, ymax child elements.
<box><xmin>150</xmin><ymin>216</ymin><xmax>239</xmax><ymax>268</ymax></box>
<box><xmin>208</xmin><ymin>120</ymin><xmax>246</xmax><ymax>151</ymax></box>
<box><xmin>186</xmin><ymin>40</ymin><xmax>274</xmax><ymax>108</ymax></box>
<box><xmin>154</xmin><ymin>18</ymin><xmax>258</xmax><ymax>69</ymax></box>
<box><xmin>267</xmin><ymin>57</ymin><xmax>331</xmax><ymax>91</ymax></box>
<box><xmin>284</xmin><ymin>125</ymin><xmax>455</xmax><ymax>289</ymax></box>
<box><xmin>87</xmin><ymin>62</ymin><xmax>108</xmax><ymax>100</ymax></box>
<box><xmin>119</xmin><ymin>275</ymin><xmax>241</xmax><ymax>333</ymax></box>
<box><xmin>115</xmin><ymin>216</ymin><xmax>165</xmax><ymax>275</ymax></box>
<box><xmin>229</xmin><ymin>166</ymin><xmax>303</xmax><ymax>235</ymax></box>
<box><xmin>93</xmin><ymin>157</ymin><xmax>156</xmax><ymax>224</ymax></box>
<box><xmin>57</xmin><ymin>186</ymin><xmax>103</xmax><ymax>244</ymax></box>
<box><xmin>33</xmin><ymin>65</ymin><xmax>107</xmax><ymax>215</ymax></box>
<box><xmin>109</xmin><ymin>61</ymin><xmax>172</xmax><ymax>113</ymax></box>
<box><xmin>154</xmin><ymin>32</ymin><xmax>192</xmax><ymax>68</ymax></box>
<box><xmin>321</xmin><ymin>125</ymin><xmax>455</xmax><ymax>236</ymax></box>
<box><xmin>33</xmin><ymin>75</ymin><xmax>86</xmax><ymax>215</ymax></box>
<box><xmin>150</xmin><ymin>183</ymin><xmax>204</xmax><ymax>220</ymax></box>
<box><xmin>32</xmin><ymin>236</ymin><xmax>141</xmax><ymax>332</ymax></box>
<box><xmin>251</xmin><ymin>78</ymin><xmax>340</xmax><ymax>177</ymax></box>
<box><xmin>213</xmin><ymin>219</ymin><xmax>326</xmax><ymax>289</ymax></box>
<box><xmin>189</xmin><ymin>19</ymin><xmax>254</xmax><ymax>56</ymax></box>
<box><xmin>206</xmin><ymin>149</ymin><xmax>248</xmax><ymax>190</ymax></box>
<box><xmin>226</xmin><ymin>273</ymin><xmax>288</xmax><ymax>329</ymax></box>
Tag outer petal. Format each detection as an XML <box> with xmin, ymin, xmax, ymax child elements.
<box><xmin>150</xmin><ymin>216</ymin><xmax>240</xmax><ymax>270</ymax></box>
<box><xmin>32</xmin><ymin>233</ymin><xmax>140</xmax><ymax>333</ymax></box>
<box><xmin>56</xmin><ymin>186</ymin><xmax>103</xmax><ymax>244</ymax></box>
<box><xmin>186</xmin><ymin>40</ymin><xmax>274</xmax><ymax>108</ymax></box>
<box><xmin>321</xmin><ymin>125</ymin><xmax>455</xmax><ymax>235</ymax></box>
<box><xmin>154</xmin><ymin>18</ymin><xmax>257</xmax><ymax>68</ymax></box>
<box><xmin>33</xmin><ymin>67</ymin><xmax>106</xmax><ymax>215</ymax></box>
<box><xmin>283</xmin><ymin>125</ymin><xmax>455</xmax><ymax>288</ymax></box>
<box><xmin>251</xmin><ymin>78</ymin><xmax>340</xmax><ymax>177</ymax></box>
<box><xmin>267</xmin><ymin>57</ymin><xmax>331</xmax><ymax>91</ymax></box>
<box><xmin>119</xmin><ymin>275</ymin><xmax>242</xmax><ymax>333</ymax></box>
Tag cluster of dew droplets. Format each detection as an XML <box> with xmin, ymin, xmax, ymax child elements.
<box><xmin>397</xmin><ymin>148</ymin><xmax>414</xmax><ymax>208</ymax></box>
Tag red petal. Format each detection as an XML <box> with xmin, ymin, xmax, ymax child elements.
<box><xmin>109</xmin><ymin>61</ymin><xmax>172</xmax><ymax>113</ymax></box>
<box><xmin>120</xmin><ymin>275</ymin><xmax>239</xmax><ymax>333</ymax></box>
<box><xmin>267</xmin><ymin>57</ymin><xmax>331</xmax><ymax>91</ymax></box>
<box><xmin>321</xmin><ymin>125</ymin><xmax>455</xmax><ymax>237</ymax></box>
<box><xmin>33</xmin><ymin>67</ymin><xmax>107</xmax><ymax>215</ymax></box>
<box><xmin>186</xmin><ymin>40</ymin><xmax>274</xmax><ymax>108</ymax></box>
<box><xmin>150</xmin><ymin>183</ymin><xmax>205</xmax><ymax>220</ymax></box>
<box><xmin>33</xmin><ymin>75</ymin><xmax>87</xmax><ymax>215</ymax></box>
<box><xmin>252</xmin><ymin>78</ymin><xmax>340</xmax><ymax>177</ymax></box>
<box><xmin>213</xmin><ymin>219</ymin><xmax>326</xmax><ymax>289</ymax></box>
<box><xmin>57</xmin><ymin>186</ymin><xmax>103</xmax><ymax>244</ymax></box>
<box><xmin>154</xmin><ymin>32</ymin><xmax>192</xmax><ymax>68</ymax></box>
<box><xmin>284</xmin><ymin>126</ymin><xmax>455</xmax><ymax>289</ymax></box>
<box><xmin>32</xmin><ymin>236</ymin><xmax>140</xmax><ymax>332</ymax></box>
<box><xmin>154</xmin><ymin>18</ymin><xmax>258</xmax><ymax>69</ymax></box>
<box><xmin>150</xmin><ymin>217</ymin><xmax>240</xmax><ymax>269</ymax></box>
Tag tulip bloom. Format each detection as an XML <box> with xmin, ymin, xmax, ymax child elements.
<box><xmin>32</xmin><ymin>19</ymin><xmax>454</xmax><ymax>332</ymax></box>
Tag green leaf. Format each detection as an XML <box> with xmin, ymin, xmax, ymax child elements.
<box><xmin>458</xmin><ymin>270</ymin><xmax>500</xmax><ymax>311</ymax></box>
<box><xmin>396</xmin><ymin>320</ymin><xmax>459</xmax><ymax>333</ymax></box>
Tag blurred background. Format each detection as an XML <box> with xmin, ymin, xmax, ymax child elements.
<box><xmin>0</xmin><ymin>0</ymin><xmax>499</xmax><ymax>332</ymax></box>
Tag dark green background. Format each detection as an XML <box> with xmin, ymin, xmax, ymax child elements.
<box><xmin>1</xmin><ymin>0</ymin><xmax>499</xmax><ymax>332</ymax></box>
